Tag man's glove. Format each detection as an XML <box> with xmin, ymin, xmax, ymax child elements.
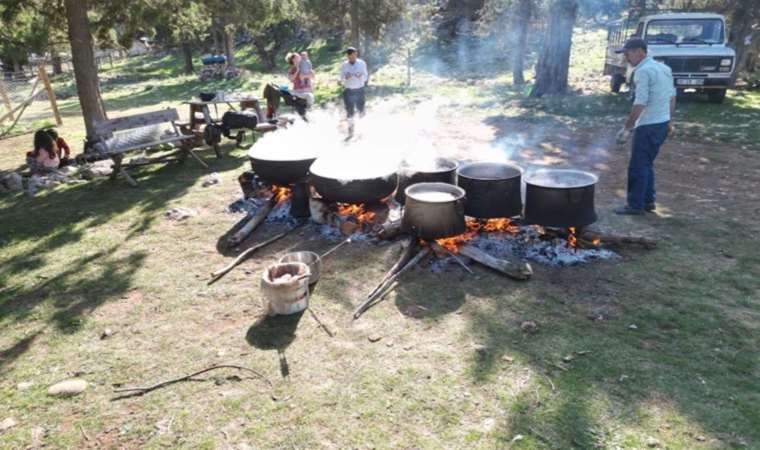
<box><xmin>616</xmin><ymin>127</ymin><xmax>632</xmax><ymax>146</ymax></box>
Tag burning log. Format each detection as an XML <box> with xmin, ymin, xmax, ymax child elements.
<box><xmin>458</xmin><ymin>244</ymin><xmax>533</xmax><ymax>280</ymax></box>
<box><xmin>227</xmin><ymin>195</ymin><xmax>276</xmax><ymax>247</ymax></box>
<box><xmin>374</xmin><ymin>219</ymin><xmax>405</xmax><ymax>240</ymax></box>
<box><xmin>365</xmin><ymin>236</ymin><xmax>417</xmax><ymax>300</ymax></box>
<box><xmin>429</xmin><ymin>241</ymin><xmax>474</xmax><ymax>274</ymax></box>
<box><xmin>353</xmin><ymin>245</ymin><xmax>431</xmax><ymax>320</ymax></box>
<box><xmin>580</xmin><ymin>231</ymin><xmax>657</xmax><ymax>250</ymax></box>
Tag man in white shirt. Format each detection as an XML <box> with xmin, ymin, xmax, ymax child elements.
<box><xmin>614</xmin><ymin>37</ymin><xmax>676</xmax><ymax>215</ymax></box>
<box><xmin>339</xmin><ymin>47</ymin><xmax>368</xmax><ymax>118</ymax></box>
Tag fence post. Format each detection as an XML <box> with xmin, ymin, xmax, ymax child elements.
<box><xmin>38</xmin><ymin>66</ymin><xmax>62</xmax><ymax>126</ymax></box>
<box><xmin>0</xmin><ymin>79</ymin><xmax>12</xmax><ymax>123</ymax></box>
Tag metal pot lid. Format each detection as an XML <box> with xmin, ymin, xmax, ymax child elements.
<box><xmin>525</xmin><ymin>169</ymin><xmax>598</xmax><ymax>189</ymax></box>
<box><xmin>399</xmin><ymin>157</ymin><xmax>458</xmax><ymax>174</ymax></box>
<box><xmin>247</xmin><ymin>144</ymin><xmax>317</xmax><ymax>162</ymax></box>
<box><xmin>405</xmin><ymin>182</ymin><xmax>465</xmax><ymax>202</ymax></box>
<box><xmin>458</xmin><ymin>161</ymin><xmax>524</xmax><ymax>180</ymax></box>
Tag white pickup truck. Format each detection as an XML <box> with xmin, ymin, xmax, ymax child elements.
<box><xmin>605</xmin><ymin>12</ymin><xmax>736</xmax><ymax>103</ymax></box>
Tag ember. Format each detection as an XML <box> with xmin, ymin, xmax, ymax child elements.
<box><xmin>435</xmin><ymin>230</ymin><xmax>477</xmax><ymax>254</ymax></box>
<box><xmin>335</xmin><ymin>203</ymin><xmax>377</xmax><ymax>224</ymax></box>
<box><xmin>467</xmin><ymin>218</ymin><xmax>520</xmax><ymax>234</ymax></box>
<box><xmin>271</xmin><ymin>186</ymin><xmax>292</xmax><ymax>203</ymax></box>
<box><xmin>567</xmin><ymin>227</ymin><xmax>578</xmax><ymax>249</ymax></box>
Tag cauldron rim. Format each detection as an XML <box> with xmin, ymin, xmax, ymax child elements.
<box><xmin>458</xmin><ymin>161</ymin><xmax>524</xmax><ymax>181</ymax></box>
<box><xmin>525</xmin><ymin>168</ymin><xmax>598</xmax><ymax>189</ymax></box>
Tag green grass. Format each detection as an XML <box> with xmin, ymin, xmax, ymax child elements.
<box><xmin>1</xmin><ymin>28</ymin><xmax>759</xmax><ymax>449</ymax></box>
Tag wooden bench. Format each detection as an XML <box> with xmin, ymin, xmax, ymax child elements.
<box><xmin>91</xmin><ymin>108</ymin><xmax>208</xmax><ymax>186</ymax></box>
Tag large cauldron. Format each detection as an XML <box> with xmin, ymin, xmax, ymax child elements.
<box><xmin>524</xmin><ymin>169</ymin><xmax>598</xmax><ymax>228</ymax></box>
<box><xmin>395</xmin><ymin>158</ymin><xmax>458</xmax><ymax>204</ymax></box>
<box><xmin>309</xmin><ymin>155</ymin><xmax>398</xmax><ymax>204</ymax></box>
<box><xmin>457</xmin><ymin>162</ymin><xmax>523</xmax><ymax>218</ymax></box>
<box><xmin>401</xmin><ymin>182</ymin><xmax>466</xmax><ymax>239</ymax></box>
<box><xmin>247</xmin><ymin>147</ymin><xmax>316</xmax><ymax>186</ymax></box>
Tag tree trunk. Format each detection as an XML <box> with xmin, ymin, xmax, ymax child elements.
<box><xmin>12</xmin><ymin>59</ymin><xmax>21</xmax><ymax>76</ymax></box>
<box><xmin>223</xmin><ymin>28</ymin><xmax>235</xmax><ymax>68</ymax></box>
<box><xmin>51</xmin><ymin>51</ymin><xmax>63</xmax><ymax>75</ymax></box>
<box><xmin>64</xmin><ymin>0</ymin><xmax>107</xmax><ymax>139</ymax></box>
<box><xmin>349</xmin><ymin>1</ymin><xmax>361</xmax><ymax>46</ymax></box>
<box><xmin>530</xmin><ymin>0</ymin><xmax>577</xmax><ymax>97</ymax></box>
<box><xmin>728</xmin><ymin>1</ymin><xmax>753</xmax><ymax>83</ymax></box>
<box><xmin>182</xmin><ymin>42</ymin><xmax>194</xmax><ymax>74</ymax></box>
<box><xmin>512</xmin><ymin>0</ymin><xmax>532</xmax><ymax>85</ymax></box>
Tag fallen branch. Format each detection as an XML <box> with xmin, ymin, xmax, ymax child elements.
<box><xmin>307</xmin><ymin>307</ymin><xmax>334</xmax><ymax>337</ymax></box>
<box><xmin>430</xmin><ymin>241</ymin><xmax>474</xmax><ymax>274</ymax></box>
<box><xmin>209</xmin><ymin>228</ymin><xmax>295</xmax><ymax>285</ymax></box>
<box><xmin>112</xmin><ymin>364</ymin><xmax>272</xmax><ymax>399</ymax></box>
<box><xmin>227</xmin><ymin>195</ymin><xmax>276</xmax><ymax>247</ymax></box>
<box><xmin>365</xmin><ymin>236</ymin><xmax>416</xmax><ymax>300</ymax></box>
<box><xmin>353</xmin><ymin>246</ymin><xmax>431</xmax><ymax>319</ymax></box>
<box><xmin>459</xmin><ymin>244</ymin><xmax>532</xmax><ymax>280</ymax></box>
<box><xmin>581</xmin><ymin>231</ymin><xmax>656</xmax><ymax>250</ymax></box>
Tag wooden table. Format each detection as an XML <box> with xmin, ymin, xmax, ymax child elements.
<box><xmin>182</xmin><ymin>96</ymin><xmax>265</xmax><ymax>157</ymax></box>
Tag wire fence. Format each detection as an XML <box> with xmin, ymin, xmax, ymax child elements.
<box><xmin>0</xmin><ymin>67</ymin><xmax>62</xmax><ymax>141</ymax></box>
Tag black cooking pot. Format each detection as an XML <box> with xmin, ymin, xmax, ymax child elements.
<box><xmin>401</xmin><ymin>183</ymin><xmax>466</xmax><ymax>239</ymax></box>
<box><xmin>309</xmin><ymin>167</ymin><xmax>398</xmax><ymax>204</ymax></box>
<box><xmin>524</xmin><ymin>169</ymin><xmax>598</xmax><ymax>228</ymax></box>
<box><xmin>395</xmin><ymin>158</ymin><xmax>458</xmax><ymax>204</ymax></box>
<box><xmin>457</xmin><ymin>162</ymin><xmax>523</xmax><ymax>219</ymax></box>
<box><xmin>247</xmin><ymin>147</ymin><xmax>316</xmax><ymax>186</ymax></box>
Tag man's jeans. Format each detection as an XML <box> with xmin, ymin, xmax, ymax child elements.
<box><xmin>627</xmin><ymin>121</ymin><xmax>669</xmax><ymax>210</ymax></box>
<box><xmin>343</xmin><ymin>87</ymin><xmax>365</xmax><ymax>118</ymax></box>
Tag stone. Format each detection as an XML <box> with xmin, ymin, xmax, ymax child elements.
<box><xmin>520</xmin><ymin>320</ymin><xmax>538</xmax><ymax>334</ymax></box>
<box><xmin>165</xmin><ymin>207</ymin><xmax>197</xmax><ymax>221</ymax></box>
<box><xmin>0</xmin><ymin>417</ymin><xmax>18</xmax><ymax>431</ymax></box>
<box><xmin>202</xmin><ymin>172</ymin><xmax>221</xmax><ymax>187</ymax></box>
<box><xmin>646</xmin><ymin>436</ymin><xmax>660</xmax><ymax>447</ymax></box>
<box><xmin>47</xmin><ymin>379</ymin><xmax>88</xmax><ymax>397</ymax></box>
<box><xmin>100</xmin><ymin>328</ymin><xmax>114</xmax><ymax>340</ymax></box>
<box><xmin>17</xmin><ymin>381</ymin><xmax>34</xmax><ymax>391</ymax></box>
<box><xmin>368</xmin><ymin>334</ymin><xmax>382</xmax><ymax>343</ymax></box>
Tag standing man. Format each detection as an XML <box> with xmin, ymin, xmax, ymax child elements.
<box><xmin>614</xmin><ymin>37</ymin><xmax>676</xmax><ymax>215</ymax></box>
<box><xmin>339</xmin><ymin>47</ymin><xmax>368</xmax><ymax>119</ymax></box>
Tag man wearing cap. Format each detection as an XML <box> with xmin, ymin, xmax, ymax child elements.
<box><xmin>339</xmin><ymin>47</ymin><xmax>368</xmax><ymax>119</ymax></box>
<box><xmin>614</xmin><ymin>37</ymin><xmax>676</xmax><ymax>215</ymax></box>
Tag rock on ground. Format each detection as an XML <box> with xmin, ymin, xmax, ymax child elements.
<box><xmin>47</xmin><ymin>379</ymin><xmax>88</xmax><ymax>397</ymax></box>
<box><xmin>0</xmin><ymin>417</ymin><xmax>18</xmax><ymax>431</ymax></box>
<box><xmin>0</xmin><ymin>172</ymin><xmax>23</xmax><ymax>192</ymax></box>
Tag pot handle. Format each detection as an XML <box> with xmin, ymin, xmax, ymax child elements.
<box><xmin>567</xmin><ymin>188</ymin><xmax>584</xmax><ymax>204</ymax></box>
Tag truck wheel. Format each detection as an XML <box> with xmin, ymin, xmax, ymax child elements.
<box><xmin>707</xmin><ymin>89</ymin><xmax>727</xmax><ymax>104</ymax></box>
<box><xmin>610</xmin><ymin>74</ymin><xmax>625</xmax><ymax>93</ymax></box>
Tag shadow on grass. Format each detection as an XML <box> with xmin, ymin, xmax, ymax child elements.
<box><xmin>0</xmin><ymin>145</ymin><xmax>244</xmax><ymax>370</ymax></box>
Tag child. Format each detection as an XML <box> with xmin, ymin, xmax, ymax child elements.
<box><xmin>27</xmin><ymin>129</ymin><xmax>60</xmax><ymax>174</ymax></box>
<box><xmin>297</xmin><ymin>51</ymin><xmax>312</xmax><ymax>89</ymax></box>
<box><xmin>46</xmin><ymin>129</ymin><xmax>71</xmax><ymax>166</ymax></box>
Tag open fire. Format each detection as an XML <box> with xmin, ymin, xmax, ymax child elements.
<box><xmin>335</xmin><ymin>203</ymin><xmax>377</xmax><ymax>224</ymax></box>
<box><xmin>271</xmin><ymin>185</ymin><xmax>292</xmax><ymax>203</ymax></box>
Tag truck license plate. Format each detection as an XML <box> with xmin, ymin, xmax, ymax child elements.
<box><xmin>676</xmin><ymin>79</ymin><xmax>704</xmax><ymax>86</ymax></box>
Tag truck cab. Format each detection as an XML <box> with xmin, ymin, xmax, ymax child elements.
<box><xmin>605</xmin><ymin>12</ymin><xmax>735</xmax><ymax>103</ymax></box>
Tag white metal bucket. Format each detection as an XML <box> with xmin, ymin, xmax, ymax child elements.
<box><xmin>261</xmin><ymin>262</ymin><xmax>311</xmax><ymax>316</ymax></box>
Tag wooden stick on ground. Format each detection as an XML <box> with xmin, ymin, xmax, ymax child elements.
<box><xmin>353</xmin><ymin>246</ymin><xmax>431</xmax><ymax>320</ymax></box>
<box><xmin>365</xmin><ymin>236</ymin><xmax>416</xmax><ymax>300</ymax></box>
<box><xmin>307</xmin><ymin>307</ymin><xmax>334</xmax><ymax>337</ymax></box>
<box><xmin>429</xmin><ymin>241</ymin><xmax>474</xmax><ymax>274</ymax></box>
<box><xmin>209</xmin><ymin>229</ymin><xmax>293</xmax><ymax>285</ymax></box>
<box><xmin>112</xmin><ymin>364</ymin><xmax>272</xmax><ymax>399</ymax></box>
<box><xmin>580</xmin><ymin>231</ymin><xmax>657</xmax><ymax>250</ymax></box>
<box><xmin>459</xmin><ymin>244</ymin><xmax>533</xmax><ymax>280</ymax></box>
<box><xmin>227</xmin><ymin>195</ymin><xmax>276</xmax><ymax>247</ymax></box>
<box><xmin>374</xmin><ymin>219</ymin><xmax>404</xmax><ymax>240</ymax></box>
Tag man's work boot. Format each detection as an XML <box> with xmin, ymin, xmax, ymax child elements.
<box><xmin>645</xmin><ymin>203</ymin><xmax>656</xmax><ymax>212</ymax></box>
<box><xmin>614</xmin><ymin>205</ymin><xmax>645</xmax><ymax>216</ymax></box>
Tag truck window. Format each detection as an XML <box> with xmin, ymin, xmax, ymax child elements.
<box><xmin>645</xmin><ymin>19</ymin><xmax>724</xmax><ymax>44</ymax></box>
<box><xmin>633</xmin><ymin>22</ymin><xmax>644</xmax><ymax>38</ymax></box>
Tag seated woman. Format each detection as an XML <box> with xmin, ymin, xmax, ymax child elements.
<box><xmin>261</xmin><ymin>52</ymin><xmax>315</xmax><ymax>120</ymax></box>
<box><xmin>26</xmin><ymin>129</ymin><xmax>60</xmax><ymax>174</ymax></box>
<box><xmin>46</xmin><ymin>128</ymin><xmax>71</xmax><ymax>166</ymax></box>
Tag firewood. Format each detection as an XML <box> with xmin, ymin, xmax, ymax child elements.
<box><xmin>365</xmin><ymin>236</ymin><xmax>416</xmax><ymax>301</ymax></box>
<box><xmin>209</xmin><ymin>227</ymin><xmax>298</xmax><ymax>285</ymax></box>
<box><xmin>353</xmin><ymin>245</ymin><xmax>431</xmax><ymax>319</ymax></box>
<box><xmin>580</xmin><ymin>231</ymin><xmax>657</xmax><ymax>250</ymax></box>
<box><xmin>429</xmin><ymin>242</ymin><xmax>474</xmax><ymax>274</ymax></box>
<box><xmin>458</xmin><ymin>244</ymin><xmax>532</xmax><ymax>280</ymax></box>
<box><xmin>374</xmin><ymin>219</ymin><xmax>404</xmax><ymax>240</ymax></box>
<box><xmin>227</xmin><ymin>195</ymin><xmax>276</xmax><ymax>247</ymax></box>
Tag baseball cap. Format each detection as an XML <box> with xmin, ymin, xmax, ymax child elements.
<box><xmin>615</xmin><ymin>37</ymin><xmax>647</xmax><ymax>54</ymax></box>
<box><xmin>344</xmin><ymin>47</ymin><xmax>357</xmax><ymax>54</ymax></box>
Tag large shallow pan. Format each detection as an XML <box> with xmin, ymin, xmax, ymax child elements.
<box><xmin>247</xmin><ymin>146</ymin><xmax>316</xmax><ymax>185</ymax></box>
<box><xmin>402</xmin><ymin>182</ymin><xmax>466</xmax><ymax>239</ymax></box>
<box><xmin>309</xmin><ymin>156</ymin><xmax>398</xmax><ymax>204</ymax></box>
<box><xmin>457</xmin><ymin>161</ymin><xmax>523</xmax><ymax>218</ymax></box>
<box><xmin>395</xmin><ymin>158</ymin><xmax>458</xmax><ymax>204</ymax></box>
<box><xmin>523</xmin><ymin>169</ymin><xmax>598</xmax><ymax>228</ymax></box>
